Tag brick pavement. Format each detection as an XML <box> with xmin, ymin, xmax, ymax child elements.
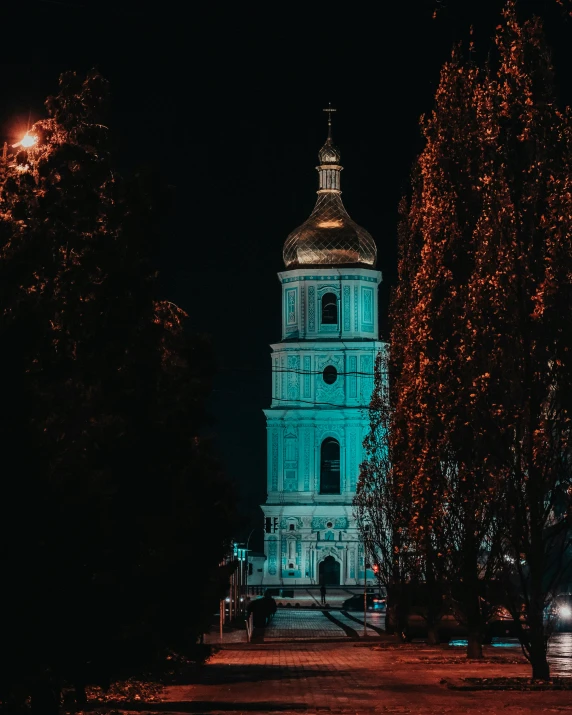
<box><xmin>205</xmin><ymin>609</ymin><xmax>389</xmax><ymax>645</ymax></box>
<box><xmin>265</xmin><ymin>609</ymin><xmax>347</xmax><ymax>641</ymax></box>
<box><xmin>162</xmin><ymin>640</ymin><xmax>572</xmax><ymax>714</ymax></box>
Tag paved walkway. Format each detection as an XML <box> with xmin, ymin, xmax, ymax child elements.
<box><xmin>162</xmin><ymin>639</ymin><xmax>572</xmax><ymax>714</ymax></box>
<box><xmin>205</xmin><ymin>609</ymin><xmax>386</xmax><ymax>645</ymax></box>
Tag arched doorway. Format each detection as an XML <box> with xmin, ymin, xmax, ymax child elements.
<box><xmin>319</xmin><ymin>555</ymin><xmax>340</xmax><ymax>586</ymax></box>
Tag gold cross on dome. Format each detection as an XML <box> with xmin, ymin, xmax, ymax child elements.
<box><xmin>323</xmin><ymin>103</ymin><xmax>336</xmax><ymax>127</ymax></box>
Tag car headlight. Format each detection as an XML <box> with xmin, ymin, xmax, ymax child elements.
<box><xmin>558</xmin><ymin>605</ymin><xmax>572</xmax><ymax>618</ymax></box>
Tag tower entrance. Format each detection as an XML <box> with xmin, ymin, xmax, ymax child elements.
<box><xmin>319</xmin><ymin>555</ymin><xmax>340</xmax><ymax>586</ymax></box>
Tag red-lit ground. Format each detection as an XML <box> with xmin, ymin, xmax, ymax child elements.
<box><xmin>159</xmin><ymin>639</ymin><xmax>572</xmax><ymax>714</ymax></box>
<box><xmin>155</xmin><ymin>607</ymin><xmax>572</xmax><ymax>714</ymax></box>
<box><xmin>94</xmin><ymin>605</ymin><xmax>572</xmax><ymax>714</ymax></box>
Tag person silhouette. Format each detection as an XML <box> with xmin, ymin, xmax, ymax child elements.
<box><xmin>320</xmin><ymin>584</ymin><xmax>327</xmax><ymax>605</ymax></box>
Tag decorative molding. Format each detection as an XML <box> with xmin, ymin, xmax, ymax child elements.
<box><xmin>284</xmin><ymin>431</ymin><xmax>297</xmax><ymax>456</ymax></box>
<box><xmin>311</xmin><ymin>517</ymin><xmax>348</xmax><ymax>531</ymax></box>
<box><xmin>343</xmin><ymin>285</ymin><xmax>350</xmax><ymax>331</ymax></box>
<box><xmin>303</xmin><ymin>355</ymin><xmax>311</xmax><ymax>398</ymax></box>
<box><xmin>362</xmin><ymin>286</ymin><xmax>373</xmax><ymax>325</ymax></box>
<box><xmin>317</xmin><ymin>285</ymin><xmax>340</xmax><ymax>298</ymax></box>
<box><xmin>360</xmin><ymin>354</ymin><xmax>373</xmax><ymax>404</ymax></box>
<box><xmin>271</xmin><ymin>432</ymin><xmax>278</xmax><ymax>491</ymax></box>
<box><xmin>273</xmin><ymin>357</ymin><xmax>279</xmax><ymax>398</ymax></box>
<box><xmin>284</xmin><ymin>469</ymin><xmax>297</xmax><ymax>491</ymax></box>
<box><xmin>286</xmin><ymin>288</ymin><xmax>297</xmax><ymax>325</ymax></box>
<box><xmin>316</xmin><ymin>425</ymin><xmax>344</xmax><ymax>444</ymax></box>
<box><xmin>300</xmin><ymin>282</ymin><xmax>305</xmax><ymax>334</ymax></box>
<box><xmin>280</xmin><ymin>518</ymin><xmax>303</xmax><ymax>530</ymax></box>
<box><xmin>350</xmin><ymin>431</ymin><xmax>358</xmax><ymax>491</ymax></box>
<box><xmin>282</xmin><ymin>275</ymin><xmax>378</xmax><ymax>284</ymax></box>
<box><xmin>353</xmin><ymin>285</ymin><xmax>358</xmax><ymax>332</ymax></box>
<box><xmin>304</xmin><ymin>431</ymin><xmax>310</xmax><ymax>491</ymax></box>
<box><xmin>287</xmin><ymin>355</ymin><xmax>300</xmax><ymax>400</ymax></box>
<box><xmin>268</xmin><ymin>537</ymin><xmax>277</xmax><ymax>575</ymax></box>
<box><xmin>316</xmin><ymin>354</ymin><xmax>344</xmax><ymax>403</ymax></box>
<box><xmin>316</xmin><ymin>354</ymin><xmax>343</xmax><ymax>371</ymax></box>
<box><xmin>317</xmin><ymin>546</ymin><xmax>342</xmax><ymax>562</ymax></box>
<box><xmin>308</xmin><ymin>286</ymin><xmax>316</xmax><ymax>332</ymax></box>
<box><xmin>348</xmin><ymin>355</ymin><xmax>357</xmax><ymax>398</ymax></box>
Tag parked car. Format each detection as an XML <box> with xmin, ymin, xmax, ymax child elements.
<box><xmin>342</xmin><ymin>593</ymin><xmax>386</xmax><ymax>612</ymax></box>
<box><xmin>548</xmin><ymin>594</ymin><xmax>572</xmax><ymax>632</ymax></box>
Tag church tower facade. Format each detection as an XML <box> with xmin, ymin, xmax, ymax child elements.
<box><xmin>261</xmin><ymin>113</ymin><xmax>384</xmax><ymax>586</ymax></box>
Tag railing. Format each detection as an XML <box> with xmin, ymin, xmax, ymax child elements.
<box><xmin>245</xmin><ymin>613</ymin><xmax>254</xmax><ymax>642</ymax></box>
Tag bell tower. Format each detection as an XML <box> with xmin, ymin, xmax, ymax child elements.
<box><xmin>261</xmin><ymin>110</ymin><xmax>384</xmax><ymax>586</ymax></box>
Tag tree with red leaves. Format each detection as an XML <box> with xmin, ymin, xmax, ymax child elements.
<box><xmin>363</xmin><ymin>1</ymin><xmax>572</xmax><ymax>677</ymax></box>
<box><xmin>467</xmin><ymin>4</ymin><xmax>572</xmax><ymax>679</ymax></box>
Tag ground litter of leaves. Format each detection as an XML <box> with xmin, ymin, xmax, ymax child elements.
<box><xmin>85</xmin><ymin>680</ymin><xmax>164</xmax><ymax>704</ymax></box>
<box><xmin>68</xmin><ymin>649</ymin><xmax>216</xmax><ymax>710</ymax></box>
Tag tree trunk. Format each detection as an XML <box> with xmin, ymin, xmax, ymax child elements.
<box><xmin>528</xmin><ymin>610</ymin><xmax>550</xmax><ymax>681</ymax></box>
<box><xmin>463</xmin><ymin>547</ymin><xmax>483</xmax><ymax>659</ymax></box>
<box><xmin>386</xmin><ymin>583</ymin><xmax>411</xmax><ymax>639</ymax></box>
<box><xmin>385</xmin><ymin>609</ymin><xmax>395</xmax><ymax>635</ymax></box>
<box><xmin>530</xmin><ymin>652</ymin><xmax>550</xmax><ymax>681</ymax></box>
<box><xmin>424</xmin><ymin>548</ymin><xmax>441</xmax><ymax>646</ymax></box>
<box><xmin>30</xmin><ymin>681</ymin><xmax>60</xmax><ymax>715</ymax></box>
<box><xmin>467</xmin><ymin>629</ymin><xmax>483</xmax><ymax>659</ymax></box>
<box><xmin>385</xmin><ymin>586</ymin><xmax>396</xmax><ymax>635</ymax></box>
<box><xmin>427</xmin><ymin>623</ymin><xmax>440</xmax><ymax>645</ymax></box>
<box><xmin>74</xmin><ymin>683</ymin><xmax>87</xmax><ymax>707</ymax></box>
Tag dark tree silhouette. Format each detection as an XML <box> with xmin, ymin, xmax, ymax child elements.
<box><xmin>0</xmin><ymin>70</ymin><xmax>236</xmax><ymax>709</ymax></box>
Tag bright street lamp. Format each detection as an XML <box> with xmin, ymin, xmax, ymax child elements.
<box><xmin>17</xmin><ymin>133</ymin><xmax>37</xmax><ymax>148</ymax></box>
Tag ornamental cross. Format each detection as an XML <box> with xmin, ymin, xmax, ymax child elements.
<box><xmin>323</xmin><ymin>103</ymin><xmax>336</xmax><ymax>128</ymax></box>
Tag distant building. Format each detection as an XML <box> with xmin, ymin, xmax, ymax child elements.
<box><xmin>247</xmin><ymin>552</ymin><xmax>266</xmax><ymax>587</ymax></box>
<box><xmin>261</xmin><ymin>113</ymin><xmax>385</xmax><ymax>586</ymax></box>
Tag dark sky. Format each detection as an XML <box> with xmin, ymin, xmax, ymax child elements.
<box><xmin>4</xmin><ymin>0</ymin><xmax>572</xmax><ymax>545</ymax></box>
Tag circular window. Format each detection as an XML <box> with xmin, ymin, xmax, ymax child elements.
<box><xmin>323</xmin><ymin>365</ymin><xmax>337</xmax><ymax>385</ymax></box>
<box><xmin>326</xmin><ymin>521</ymin><xmax>333</xmax><ymax>528</ymax></box>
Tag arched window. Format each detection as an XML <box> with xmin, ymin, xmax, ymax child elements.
<box><xmin>321</xmin><ymin>293</ymin><xmax>338</xmax><ymax>324</ymax></box>
<box><xmin>320</xmin><ymin>438</ymin><xmax>340</xmax><ymax>494</ymax></box>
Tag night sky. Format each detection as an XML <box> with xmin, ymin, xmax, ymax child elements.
<box><xmin>4</xmin><ymin>0</ymin><xmax>572</xmax><ymax>547</ymax></box>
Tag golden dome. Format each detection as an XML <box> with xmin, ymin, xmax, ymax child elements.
<box><xmin>283</xmin><ymin>192</ymin><xmax>377</xmax><ymax>267</ymax></box>
<box><xmin>283</xmin><ymin>114</ymin><xmax>377</xmax><ymax>268</ymax></box>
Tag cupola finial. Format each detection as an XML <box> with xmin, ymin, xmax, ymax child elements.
<box><xmin>318</xmin><ymin>105</ymin><xmax>341</xmax><ymax>167</ymax></box>
<box><xmin>323</xmin><ymin>103</ymin><xmax>336</xmax><ymax>141</ymax></box>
